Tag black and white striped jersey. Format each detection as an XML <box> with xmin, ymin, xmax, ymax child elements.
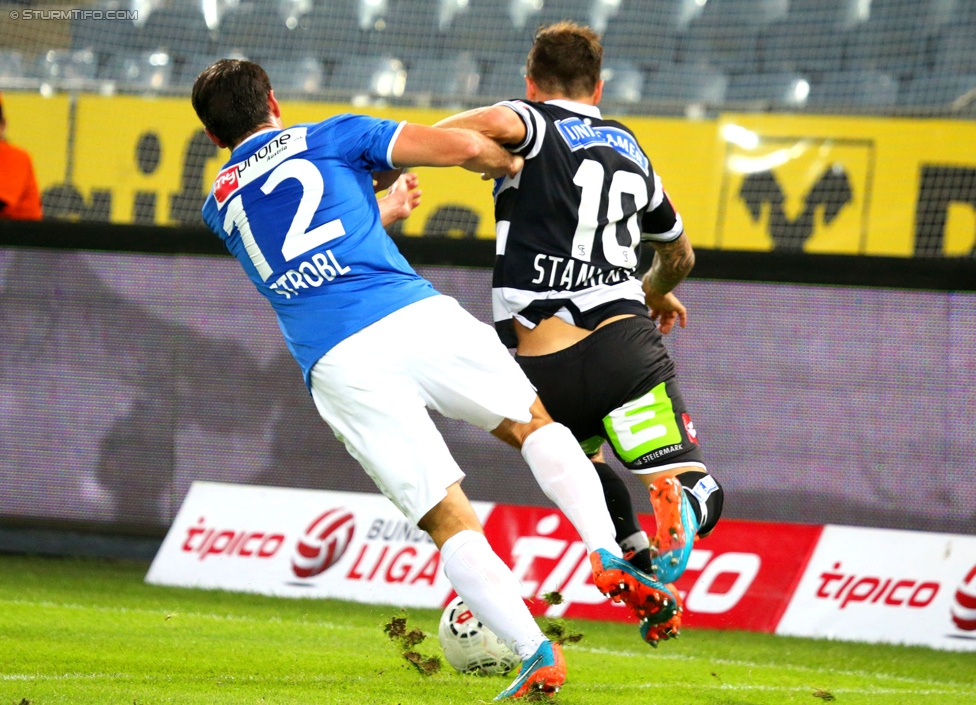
<box><xmin>491</xmin><ymin>98</ymin><xmax>684</xmax><ymax>348</ymax></box>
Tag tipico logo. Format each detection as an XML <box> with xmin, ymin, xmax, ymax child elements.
<box><xmin>291</xmin><ymin>508</ymin><xmax>355</xmax><ymax>579</ymax></box>
<box><xmin>951</xmin><ymin>564</ymin><xmax>976</xmax><ymax>631</ymax></box>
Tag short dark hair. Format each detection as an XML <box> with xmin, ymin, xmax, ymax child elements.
<box><xmin>526</xmin><ymin>22</ymin><xmax>603</xmax><ymax>99</ymax></box>
<box><xmin>191</xmin><ymin>59</ymin><xmax>273</xmax><ymax>148</ymax></box>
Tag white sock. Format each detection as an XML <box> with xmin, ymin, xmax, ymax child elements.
<box><xmin>440</xmin><ymin>530</ymin><xmax>545</xmax><ymax>661</ymax></box>
<box><xmin>521</xmin><ymin>422</ymin><xmax>622</xmax><ymax>557</ymax></box>
<box><xmin>619</xmin><ymin>530</ymin><xmax>651</xmax><ymax>555</ymax></box>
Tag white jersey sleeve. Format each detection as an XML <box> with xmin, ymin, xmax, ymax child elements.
<box><xmin>496</xmin><ymin>100</ymin><xmax>548</xmax><ymax>160</ymax></box>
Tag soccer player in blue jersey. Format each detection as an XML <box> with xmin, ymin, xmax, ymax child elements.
<box><xmin>191</xmin><ymin>59</ymin><xmax>677</xmax><ymax>699</ymax></box>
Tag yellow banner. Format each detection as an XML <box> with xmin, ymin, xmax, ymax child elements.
<box><xmin>715</xmin><ymin>114</ymin><xmax>976</xmax><ymax>257</ymax></box>
<box><xmin>2</xmin><ymin>92</ymin><xmax>70</xmax><ymax>195</ymax></box>
<box><xmin>5</xmin><ymin>92</ymin><xmax>975</xmax><ymax>257</ymax></box>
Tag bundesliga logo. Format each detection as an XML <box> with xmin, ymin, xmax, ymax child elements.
<box><xmin>291</xmin><ymin>508</ymin><xmax>356</xmax><ymax>579</ymax></box>
<box><xmin>951</xmin><ymin>564</ymin><xmax>976</xmax><ymax>632</ymax></box>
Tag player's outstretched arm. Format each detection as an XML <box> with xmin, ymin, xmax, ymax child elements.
<box><xmin>433</xmin><ymin>106</ymin><xmax>527</xmax><ymax>148</ymax></box>
<box><xmin>642</xmin><ymin>233</ymin><xmax>695</xmax><ymax>335</ymax></box>
<box><xmin>377</xmin><ymin>172</ymin><xmax>421</xmax><ymax>227</ymax></box>
<box><xmin>372</xmin><ymin>168</ymin><xmax>404</xmax><ymax>193</ymax></box>
<box><xmin>391</xmin><ymin>124</ymin><xmax>522</xmax><ymax>179</ymax></box>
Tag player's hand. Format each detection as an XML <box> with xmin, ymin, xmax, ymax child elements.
<box><xmin>481</xmin><ymin>154</ymin><xmax>524</xmax><ymax>181</ymax></box>
<box><xmin>646</xmin><ymin>291</ymin><xmax>687</xmax><ymax>335</ymax></box>
<box><xmin>380</xmin><ymin>173</ymin><xmax>421</xmax><ymax>224</ymax></box>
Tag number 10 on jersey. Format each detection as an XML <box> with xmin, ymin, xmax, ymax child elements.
<box><xmin>572</xmin><ymin>159</ymin><xmax>648</xmax><ymax>269</ymax></box>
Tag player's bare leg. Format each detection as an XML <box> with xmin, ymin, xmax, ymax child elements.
<box><xmin>492</xmin><ymin>399</ymin><xmax>678</xmax><ymax>627</ymax></box>
<box><xmin>420</xmin><ymin>483</ymin><xmax>566</xmax><ymax>699</ymax></box>
<box><xmin>419</xmin><ymin>482</ymin><xmax>563</xmax><ymax>697</ymax></box>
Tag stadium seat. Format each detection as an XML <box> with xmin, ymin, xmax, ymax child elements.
<box><xmin>216</xmin><ymin>3</ymin><xmax>313</xmax><ymax>61</ymax></box>
<box><xmin>508</xmin><ymin>0</ymin><xmax>545</xmax><ymax>31</ymax></box>
<box><xmin>947</xmin><ymin>0</ymin><xmax>976</xmax><ymax>25</ymax></box>
<box><xmin>726</xmin><ymin>71</ymin><xmax>812</xmax><ymax>109</ymax></box>
<box><xmin>35</xmin><ymin>49</ymin><xmax>99</xmax><ymax>82</ymax></box>
<box><xmin>367</xmin><ymin>0</ymin><xmax>448</xmax><ymax>59</ymax></box>
<box><xmin>175</xmin><ymin>49</ymin><xmax>257</xmax><ymax>86</ymax></box>
<box><xmin>678</xmin><ymin>0</ymin><xmax>786</xmax><ymax>75</ymax></box>
<box><xmin>758</xmin><ymin>0</ymin><xmax>859</xmax><ymax>75</ymax></box>
<box><xmin>303</xmin><ymin>0</ymin><xmax>366</xmax><ymax>60</ymax></box>
<box><xmin>71</xmin><ymin>4</ymin><xmax>142</xmax><ymax>58</ymax></box>
<box><xmin>842</xmin><ymin>18</ymin><xmax>928</xmax><ymax>76</ymax></box>
<box><xmin>328</xmin><ymin>56</ymin><xmax>407</xmax><ymax>99</ymax></box>
<box><xmin>588</xmin><ymin>0</ymin><xmax>626</xmax><ymax>34</ymax></box>
<box><xmin>174</xmin><ymin>54</ymin><xmax>223</xmax><ymax>87</ymax></box>
<box><xmin>934</xmin><ymin>26</ymin><xmax>976</xmax><ymax>76</ymax></box>
<box><xmin>768</xmin><ymin>0</ymin><xmax>862</xmax><ymax>27</ymax></box>
<box><xmin>443</xmin><ymin>1</ymin><xmax>535</xmax><ymax>67</ymax></box>
<box><xmin>535</xmin><ymin>0</ymin><xmax>592</xmax><ymax>28</ymax></box>
<box><xmin>0</xmin><ymin>50</ymin><xmax>26</xmax><ymax>81</ymax></box>
<box><xmin>807</xmin><ymin>69</ymin><xmax>899</xmax><ymax>109</ymax></box>
<box><xmin>261</xmin><ymin>57</ymin><xmax>324</xmax><ymax>94</ymax></box>
<box><xmin>898</xmin><ymin>72</ymin><xmax>976</xmax><ymax>109</ymax></box>
<box><xmin>643</xmin><ymin>61</ymin><xmax>729</xmax><ymax>108</ymax></box>
<box><xmin>404</xmin><ymin>54</ymin><xmax>481</xmax><ymax>101</ymax></box>
<box><xmin>137</xmin><ymin>7</ymin><xmax>215</xmax><ymax>60</ymax></box>
<box><xmin>101</xmin><ymin>51</ymin><xmax>173</xmax><ymax>92</ymax></box>
<box><xmin>600</xmin><ymin>60</ymin><xmax>644</xmax><ymax>104</ymax></box>
<box><xmin>842</xmin><ymin>0</ymin><xmax>957</xmax><ymax>76</ymax></box>
<box><xmin>479</xmin><ymin>62</ymin><xmax>527</xmax><ymax>100</ymax></box>
<box><xmin>600</xmin><ymin>0</ymin><xmax>682</xmax><ymax>70</ymax></box>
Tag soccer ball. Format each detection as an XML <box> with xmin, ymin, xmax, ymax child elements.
<box><xmin>438</xmin><ymin>596</ymin><xmax>520</xmax><ymax>675</ymax></box>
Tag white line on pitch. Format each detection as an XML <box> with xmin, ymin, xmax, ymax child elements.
<box><xmin>572</xmin><ymin>682</ymin><xmax>974</xmax><ymax>697</ymax></box>
<box><xmin>0</xmin><ymin>597</ymin><xmax>357</xmax><ymax>629</ymax></box>
<box><xmin>570</xmin><ymin>644</ymin><xmax>976</xmax><ymax>691</ymax></box>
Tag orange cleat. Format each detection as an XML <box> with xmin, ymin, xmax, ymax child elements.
<box><xmin>648</xmin><ymin>475</ymin><xmax>700</xmax><ymax>584</ymax></box>
<box><xmin>590</xmin><ymin>548</ymin><xmax>679</xmax><ymax>624</ymax></box>
<box><xmin>640</xmin><ymin>583</ymin><xmax>683</xmax><ymax>647</ymax></box>
<box><xmin>494</xmin><ymin>640</ymin><xmax>566</xmax><ymax>700</ymax></box>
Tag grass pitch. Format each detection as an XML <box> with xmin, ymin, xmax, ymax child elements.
<box><xmin>1</xmin><ymin>555</ymin><xmax>974</xmax><ymax>705</ymax></box>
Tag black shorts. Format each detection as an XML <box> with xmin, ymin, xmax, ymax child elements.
<box><xmin>515</xmin><ymin>315</ymin><xmax>704</xmax><ymax>473</ymax></box>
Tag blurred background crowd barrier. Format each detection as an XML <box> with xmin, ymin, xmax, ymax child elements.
<box><xmin>0</xmin><ymin>0</ymin><xmax>973</xmax><ymax>256</ymax></box>
<box><xmin>2</xmin><ymin>0</ymin><xmax>975</xmax><ymax>115</ymax></box>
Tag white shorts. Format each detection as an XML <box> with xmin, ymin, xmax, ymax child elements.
<box><xmin>309</xmin><ymin>295</ymin><xmax>537</xmax><ymax>525</ymax></box>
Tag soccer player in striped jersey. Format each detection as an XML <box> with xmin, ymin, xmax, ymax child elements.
<box><xmin>437</xmin><ymin>22</ymin><xmax>725</xmax><ymax>646</ymax></box>
<box><xmin>191</xmin><ymin>59</ymin><xmax>677</xmax><ymax>698</ymax></box>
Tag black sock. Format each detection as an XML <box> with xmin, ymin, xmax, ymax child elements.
<box><xmin>677</xmin><ymin>471</ymin><xmax>724</xmax><ymax>537</ymax></box>
<box><xmin>592</xmin><ymin>461</ymin><xmax>643</xmax><ymax>541</ymax></box>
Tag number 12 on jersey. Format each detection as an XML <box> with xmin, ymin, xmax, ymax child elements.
<box><xmin>222</xmin><ymin>158</ymin><xmax>346</xmax><ymax>284</ymax></box>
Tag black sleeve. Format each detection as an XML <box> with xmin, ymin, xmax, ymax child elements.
<box><xmin>640</xmin><ymin>172</ymin><xmax>684</xmax><ymax>243</ymax></box>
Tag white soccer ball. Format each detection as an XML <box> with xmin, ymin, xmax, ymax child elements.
<box><xmin>438</xmin><ymin>596</ymin><xmax>520</xmax><ymax>675</ymax></box>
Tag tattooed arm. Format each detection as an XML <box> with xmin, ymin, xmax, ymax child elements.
<box><xmin>642</xmin><ymin>232</ymin><xmax>695</xmax><ymax>335</ymax></box>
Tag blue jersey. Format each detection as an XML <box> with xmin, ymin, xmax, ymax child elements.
<box><xmin>202</xmin><ymin>114</ymin><xmax>437</xmax><ymax>387</ymax></box>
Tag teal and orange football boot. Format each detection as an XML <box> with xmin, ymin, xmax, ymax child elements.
<box><xmin>648</xmin><ymin>474</ymin><xmax>700</xmax><ymax>584</ymax></box>
<box><xmin>639</xmin><ymin>583</ymin><xmax>683</xmax><ymax>647</ymax></box>
<box><xmin>590</xmin><ymin>547</ymin><xmax>679</xmax><ymax>624</ymax></box>
<box><xmin>494</xmin><ymin>640</ymin><xmax>566</xmax><ymax>700</ymax></box>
